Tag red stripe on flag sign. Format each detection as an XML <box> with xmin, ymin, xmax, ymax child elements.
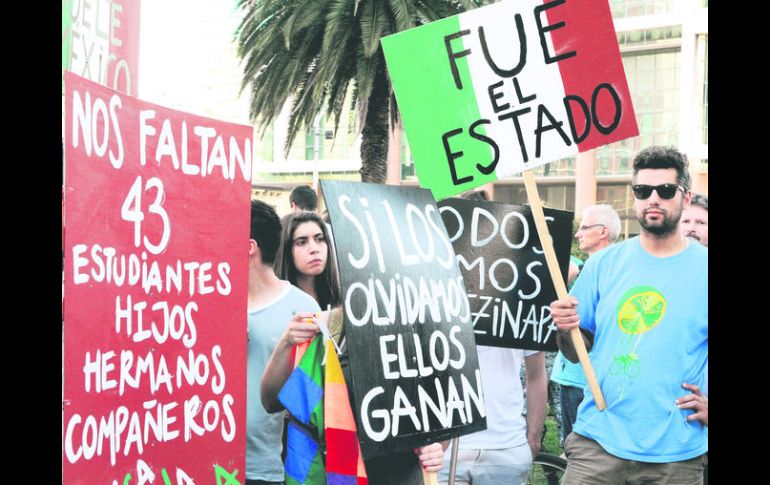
<box><xmin>541</xmin><ymin>0</ymin><xmax>638</xmax><ymax>151</ymax></box>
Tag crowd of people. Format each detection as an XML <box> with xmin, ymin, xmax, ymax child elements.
<box><xmin>245</xmin><ymin>146</ymin><xmax>708</xmax><ymax>485</ymax></box>
<box><xmin>246</xmin><ymin>187</ymin><xmax>444</xmax><ymax>485</ymax></box>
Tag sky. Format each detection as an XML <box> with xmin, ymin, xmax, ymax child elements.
<box><xmin>138</xmin><ymin>0</ymin><xmax>249</xmax><ymax>123</ymax></box>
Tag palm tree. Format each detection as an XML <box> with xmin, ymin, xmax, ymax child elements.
<box><xmin>236</xmin><ymin>0</ymin><xmax>480</xmax><ymax>183</ymax></box>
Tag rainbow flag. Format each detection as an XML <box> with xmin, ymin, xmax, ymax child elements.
<box><xmin>279</xmin><ymin>336</ymin><xmax>368</xmax><ymax>485</ymax></box>
<box><xmin>279</xmin><ymin>336</ymin><xmax>326</xmax><ymax>485</ymax></box>
<box><xmin>324</xmin><ymin>338</ymin><xmax>368</xmax><ymax>485</ymax></box>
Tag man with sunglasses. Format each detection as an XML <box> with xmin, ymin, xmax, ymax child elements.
<box><xmin>550</xmin><ymin>146</ymin><xmax>708</xmax><ymax>484</ymax></box>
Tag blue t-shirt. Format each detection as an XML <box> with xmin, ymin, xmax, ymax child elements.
<box><xmin>570</xmin><ymin>237</ymin><xmax>707</xmax><ymax>462</ymax></box>
<box><xmin>550</xmin><ymin>351</ymin><xmax>587</xmax><ymax>388</ymax></box>
<box><xmin>246</xmin><ymin>283</ymin><xmax>320</xmax><ymax>481</ymax></box>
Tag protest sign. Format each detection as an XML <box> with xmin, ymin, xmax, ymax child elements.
<box><xmin>381</xmin><ymin>0</ymin><xmax>638</xmax><ymax>200</ymax></box>
<box><xmin>62</xmin><ymin>72</ymin><xmax>251</xmax><ymax>484</ymax></box>
<box><xmin>438</xmin><ymin>198</ymin><xmax>572</xmax><ymax>350</ymax></box>
<box><xmin>320</xmin><ymin>180</ymin><xmax>486</xmax><ymax>460</ymax></box>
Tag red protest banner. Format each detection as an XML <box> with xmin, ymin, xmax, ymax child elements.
<box><xmin>62</xmin><ymin>71</ymin><xmax>251</xmax><ymax>485</ymax></box>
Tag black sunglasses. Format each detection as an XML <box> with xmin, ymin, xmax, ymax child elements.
<box><xmin>631</xmin><ymin>184</ymin><xmax>685</xmax><ymax>200</ymax></box>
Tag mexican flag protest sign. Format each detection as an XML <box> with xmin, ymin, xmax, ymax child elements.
<box><xmin>381</xmin><ymin>0</ymin><xmax>638</xmax><ymax>201</ymax></box>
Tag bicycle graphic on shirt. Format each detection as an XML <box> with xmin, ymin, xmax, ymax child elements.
<box><xmin>609</xmin><ymin>347</ymin><xmax>641</xmax><ymax>378</ymax></box>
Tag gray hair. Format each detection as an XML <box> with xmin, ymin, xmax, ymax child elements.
<box><xmin>583</xmin><ymin>204</ymin><xmax>621</xmax><ymax>241</ymax></box>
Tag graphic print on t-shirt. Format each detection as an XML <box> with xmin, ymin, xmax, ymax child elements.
<box><xmin>610</xmin><ymin>286</ymin><xmax>666</xmax><ymax>397</ymax></box>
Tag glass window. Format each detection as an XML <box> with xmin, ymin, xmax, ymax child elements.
<box><xmin>651</xmin><ymin>94</ymin><xmax>665</xmax><ymax>111</ymax></box>
<box><xmin>493</xmin><ymin>185</ymin><xmax>528</xmax><ymax>206</ymax></box>
<box><xmin>622</xmin><ymin>56</ymin><xmax>635</xmax><ymax>72</ymax></box>
<box><xmin>611</xmin><ymin>1</ymin><xmax>674</xmax><ymax>19</ymax></box>
<box><xmin>305</xmin><ymin>126</ymin><xmax>316</xmax><ymax>160</ymax></box>
<box><xmin>594</xmin><ymin>49</ymin><xmax>680</xmax><ymax>175</ymax></box>
<box><xmin>658</xmin><ymin>52</ymin><xmax>676</xmax><ymax>69</ymax></box>
<box><xmin>636</xmin><ymin>71</ymin><xmax>654</xmax><ymax>91</ymax></box>
<box><xmin>493</xmin><ymin>184</ymin><xmax>575</xmax><ymax>213</ymax></box>
<box><xmin>323</xmin><ymin>110</ymin><xmax>358</xmax><ymax>161</ymax></box>
<box><xmin>286</xmin><ymin>127</ymin><xmax>311</xmax><ymax>161</ymax></box>
<box><xmin>255</xmin><ymin>124</ymin><xmax>274</xmax><ymax>163</ymax></box>
<box><xmin>532</xmin><ymin>157</ymin><xmax>576</xmax><ymax>177</ymax></box>
<box><xmin>696</xmin><ymin>34</ymin><xmax>708</xmax><ymax>145</ymax></box>
<box><xmin>636</xmin><ymin>55</ymin><xmax>654</xmax><ymax>71</ymax></box>
<box><xmin>283</xmin><ymin>112</ymin><xmax>359</xmax><ymax>163</ymax></box>
<box><xmin>618</xmin><ymin>27</ymin><xmax>681</xmax><ymax>48</ymax></box>
<box><xmin>596</xmin><ymin>183</ymin><xmax>639</xmax><ymax>238</ymax></box>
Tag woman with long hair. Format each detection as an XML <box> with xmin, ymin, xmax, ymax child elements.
<box><xmin>275</xmin><ymin>211</ymin><xmax>341</xmax><ymax>310</ymax></box>
<box><xmin>267</xmin><ymin>210</ymin><xmax>447</xmax><ymax>481</ymax></box>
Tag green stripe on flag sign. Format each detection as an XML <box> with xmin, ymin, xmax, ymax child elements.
<box><xmin>382</xmin><ymin>16</ymin><xmax>497</xmax><ymax>201</ymax></box>
<box><xmin>62</xmin><ymin>0</ymin><xmax>73</xmax><ymax>71</ymax></box>
<box><xmin>62</xmin><ymin>0</ymin><xmax>73</xmax><ymax>93</ymax></box>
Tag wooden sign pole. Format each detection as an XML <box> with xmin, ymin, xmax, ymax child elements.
<box><xmin>423</xmin><ymin>470</ymin><xmax>438</xmax><ymax>485</ymax></box>
<box><xmin>422</xmin><ymin>437</ymin><xmax>459</xmax><ymax>485</ymax></box>
<box><xmin>521</xmin><ymin>170</ymin><xmax>606</xmax><ymax>411</ymax></box>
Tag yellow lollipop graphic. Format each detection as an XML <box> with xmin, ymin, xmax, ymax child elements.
<box><xmin>611</xmin><ymin>286</ymin><xmax>666</xmax><ymax>379</ymax></box>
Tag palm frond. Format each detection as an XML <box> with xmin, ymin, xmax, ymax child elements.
<box><xmin>359</xmin><ymin>0</ymin><xmax>389</xmax><ymax>57</ymax></box>
<box><xmin>325</xmin><ymin>36</ymin><xmax>357</xmax><ymax>138</ymax></box>
<box><xmin>386</xmin><ymin>0</ymin><xmax>416</xmax><ymax>32</ymax></box>
<box><xmin>237</xmin><ymin>0</ymin><xmax>466</xmax><ymax>165</ymax></box>
<box><xmin>354</xmin><ymin>41</ymin><xmax>381</xmax><ymax>129</ymax></box>
<box><xmin>415</xmin><ymin>0</ymin><xmax>466</xmax><ymax>22</ymax></box>
<box><xmin>282</xmin><ymin>0</ymin><xmax>327</xmax><ymax>50</ymax></box>
<box><xmin>322</xmin><ymin>0</ymin><xmax>356</xmax><ymax>55</ymax></box>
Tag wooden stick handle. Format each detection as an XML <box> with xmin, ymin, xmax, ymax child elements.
<box><xmin>521</xmin><ymin>170</ymin><xmax>606</xmax><ymax>411</ymax></box>
<box><xmin>448</xmin><ymin>437</ymin><xmax>459</xmax><ymax>485</ymax></box>
<box><xmin>423</xmin><ymin>470</ymin><xmax>439</xmax><ymax>485</ymax></box>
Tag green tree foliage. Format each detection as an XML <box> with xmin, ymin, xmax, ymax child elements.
<box><xmin>235</xmin><ymin>0</ymin><xmax>483</xmax><ymax>183</ymax></box>
<box><xmin>570</xmin><ymin>219</ymin><xmax>588</xmax><ymax>261</ymax></box>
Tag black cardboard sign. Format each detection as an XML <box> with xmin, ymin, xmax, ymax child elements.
<box><xmin>438</xmin><ymin>198</ymin><xmax>573</xmax><ymax>350</ymax></box>
<box><xmin>321</xmin><ymin>180</ymin><xmax>486</xmax><ymax>460</ymax></box>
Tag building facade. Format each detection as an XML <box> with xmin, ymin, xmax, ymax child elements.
<box><xmin>138</xmin><ymin>0</ymin><xmax>708</xmax><ymax>228</ymax></box>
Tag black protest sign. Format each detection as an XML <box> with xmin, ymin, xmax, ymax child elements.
<box><xmin>438</xmin><ymin>198</ymin><xmax>573</xmax><ymax>350</ymax></box>
<box><xmin>321</xmin><ymin>180</ymin><xmax>486</xmax><ymax>460</ymax></box>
